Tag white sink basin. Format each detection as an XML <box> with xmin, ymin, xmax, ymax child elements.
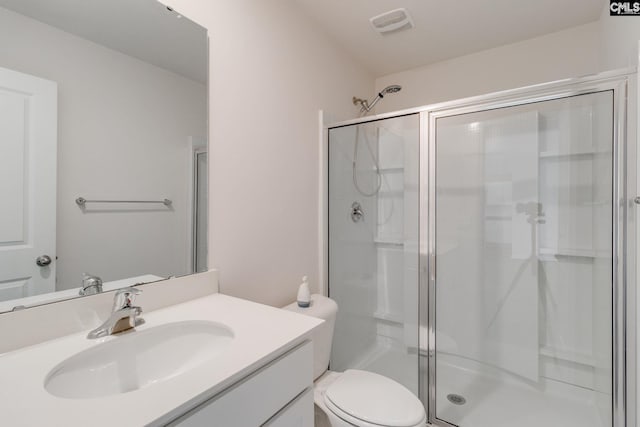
<box><xmin>44</xmin><ymin>320</ymin><xmax>234</xmax><ymax>399</ymax></box>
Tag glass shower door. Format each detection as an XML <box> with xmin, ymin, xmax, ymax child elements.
<box><xmin>431</xmin><ymin>91</ymin><xmax>614</xmax><ymax>427</ymax></box>
<box><xmin>328</xmin><ymin>114</ymin><xmax>420</xmax><ymax>396</ymax></box>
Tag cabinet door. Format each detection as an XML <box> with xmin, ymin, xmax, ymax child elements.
<box><xmin>169</xmin><ymin>341</ymin><xmax>312</xmax><ymax>427</ymax></box>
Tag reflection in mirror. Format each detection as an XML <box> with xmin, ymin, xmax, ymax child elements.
<box><xmin>0</xmin><ymin>0</ymin><xmax>208</xmax><ymax>313</ymax></box>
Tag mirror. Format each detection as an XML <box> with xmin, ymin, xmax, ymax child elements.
<box><xmin>0</xmin><ymin>0</ymin><xmax>208</xmax><ymax>313</ymax></box>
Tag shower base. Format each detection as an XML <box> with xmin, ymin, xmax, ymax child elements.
<box><xmin>352</xmin><ymin>343</ymin><xmax>609</xmax><ymax>427</ymax></box>
<box><xmin>435</xmin><ymin>355</ymin><xmax>609</xmax><ymax>427</ymax></box>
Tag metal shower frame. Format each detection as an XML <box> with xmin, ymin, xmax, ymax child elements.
<box><xmin>423</xmin><ymin>71</ymin><xmax>635</xmax><ymax>427</ymax></box>
<box><xmin>325</xmin><ymin>67</ymin><xmax>637</xmax><ymax>427</ymax></box>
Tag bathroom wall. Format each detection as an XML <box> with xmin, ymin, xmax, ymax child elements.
<box><xmin>160</xmin><ymin>0</ymin><xmax>639</xmax><ymax>314</ymax></box>
<box><xmin>161</xmin><ymin>0</ymin><xmax>374</xmax><ymax>307</ymax></box>
<box><xmin>599</xmin><ymin>5</ymin><xmax>640</xmax><ymax>69</ymax></box>
<box><xmin>0</xmin><ymin>7</ymin><xmax>207</xmax><ymax>289</ymax></box>
<box><xmin>375</xmin><ymin>8</ymin><xmax>640</xmax><ymax>114</ymax></box>
<box><xmin>373</xmin><ymin>22</ymin><xmax>601</xmax><ymax>113</ymax></box>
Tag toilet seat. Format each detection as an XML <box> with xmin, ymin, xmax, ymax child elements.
<box><xmin>324</xmin><ymin>370</ymin><xmax>426</xmax><ymax>427</ymax></box>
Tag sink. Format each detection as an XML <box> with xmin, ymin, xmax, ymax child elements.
<box><xmin>44</xmin><ymin>320</ymin><xmax>234</xmax><ymax>399</ymax></box>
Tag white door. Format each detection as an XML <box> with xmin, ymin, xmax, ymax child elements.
<box><xmin>0</xmin><ymin>67</ymin><xmax>57</xmax><ymax>303</ymax></box>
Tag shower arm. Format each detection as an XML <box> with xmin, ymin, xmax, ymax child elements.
<box><xmin>352</xmin><ymin>96</ymin><xmax>371</xmax><ymax>113</ymax></box>
<box><xmin>364</xmin><ymin>92</ymin><xmax>385</xmax><ymax>111</ymax></box>
<box><xmin>353</xmin><ymin>86</ymin><xmax>401</xmax><ymax>114</ymax></box>
<box><xmin>352</xmin><ymin>93</ymin><xmax>385</xmax><ymax>113</ymax></box>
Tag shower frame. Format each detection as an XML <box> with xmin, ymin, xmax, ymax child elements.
<box><xmin>422</xmin><ymin>71</ymin><xmax>636</xmax><ymax>427</ymax></box>
<box><xmin>324</xmin><ymin>67</ymin><xmax>638</xmax><ymax>427</ymax></box>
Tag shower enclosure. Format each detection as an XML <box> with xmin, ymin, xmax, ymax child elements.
<box><xmin>327</xmin><ymin>70</ymin><xmax>636</xmax><ymax>427</ymax></box>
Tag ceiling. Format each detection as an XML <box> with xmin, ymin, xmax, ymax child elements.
<box><xmin>0</xmin><ymin>0</ymin><xmax>207</xmax><ymax>84</ymax></box>
<box><xmin>293</xmin><ymin>0</ymin><xmax>605</xmax><ymax>77</ymax></box>
<box><xmin>0</xmin><ymin>0</ymin><xmax>605</xmax><ymax>82</ymax></box>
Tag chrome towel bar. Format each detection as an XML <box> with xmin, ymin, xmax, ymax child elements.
<box><xmin>76</xmin><ymin>197</ymin><xmax>172</xmax><ymax>207</ymax></box>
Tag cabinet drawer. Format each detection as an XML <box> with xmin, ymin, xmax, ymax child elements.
<box><xmin>170</xmin><ymin>340</ymin><xmax>313</xmax><ymax>426</ymax></box>
<box><xmin>263</xmin><ymin>388</ymin><xmax>313</xmax><ymax>427</ymax></box>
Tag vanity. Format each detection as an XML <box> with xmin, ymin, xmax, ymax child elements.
<box><xmin>0</xmin><ymin>282</ymin><xmax>322</xmax><ymax>426</ymax></box>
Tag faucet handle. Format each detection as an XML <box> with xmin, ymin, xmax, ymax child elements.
<box><xmin>82</xmin><ymin>272</ymin><xmax>103</xmax><ymax>285</ymax></box>
<box><xmin>80</xmin><ymin>273</ymin><xmax>103</xmax><ymax>296</ymax></box>
<box><xmin>112</xmin><ymin>287</ymin><xmax>142</xmax><ymax>311</ymax></box>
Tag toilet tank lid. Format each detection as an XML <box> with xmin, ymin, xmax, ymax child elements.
<box><xmin>324</xmin><ymin>370</ymin><xmax>426</xmax><ymax>427</ymax></box>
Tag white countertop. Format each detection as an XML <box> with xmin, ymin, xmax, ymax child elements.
<box><xmin>0</xmin><ymin>293</ymin><xmax>322</xmax><ymax>426</ymax></box>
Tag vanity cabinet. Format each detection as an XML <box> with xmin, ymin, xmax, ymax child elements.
<box><xmin>263</xmin><ymin>388</ymin><xmax>313</xmax><ymax>427</ymax></box>
<box><xmin>168</xmin><ymin>341</ymin><xmax>313</xmax><ymax>427</ymax></box>
<box><xmin>0</xmin><ymin>293</ymin><xmax>322</xmax><ymax>427</ymax></box>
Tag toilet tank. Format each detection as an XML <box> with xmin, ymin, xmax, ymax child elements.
<box><xmin>283</xmin><ymin>294</ymin><xmax>337</xmax><ymax>380</ymax></box>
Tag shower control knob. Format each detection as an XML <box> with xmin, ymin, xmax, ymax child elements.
<box><xmin>351</xmin><ymin>202</ymin><xmax>364</xmax><ymax>223</ymax></box>
<box><xmin>635</xmin><ymin>196</ymin><xmax>640</xmax><ymax>205</ymax></box>
<box><xmin>36</xmin><ymin>255</ymin><xmax>52</xmax><ymax>267</ymax></box>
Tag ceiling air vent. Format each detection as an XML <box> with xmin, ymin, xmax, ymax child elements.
<box><xmin>370</xmin><ymin>8</ymin><xmax>414</xmax><ymax>35</ymax></box>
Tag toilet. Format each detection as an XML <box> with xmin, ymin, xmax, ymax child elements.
<box><xmin>284</xmin><ymin>294</ymin><xmax>427</xmax><ymax>427</ymax></box>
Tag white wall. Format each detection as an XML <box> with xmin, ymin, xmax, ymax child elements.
<box><xmin>374</xmin><ymin>22</ymin><xmax>601</xmax><ymax>113</ymax></box>
<box><xmin>0</xmin><ymin>7</ymin><xmax>207</xmax><ymax>289</ymax></box>
<box><xmin>374</xmin><ymin>9</ymin><xmax>640</xmax><ymax>113</ymax></box>
<box><xmin>160</xmin><ymin>0</ymin><xmax>374</xmax><ymax>307</ymax></box>
<box><xmin>156</xmin><ymin>0</ymin><xmax>636</xmax><ymax>313</ymax></box>
<box><xmin>599</xmin><ymin>5</ymin><xmax>640</xmax><ymax>70</ymax></box>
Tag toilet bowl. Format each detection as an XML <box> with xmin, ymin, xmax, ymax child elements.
<box><xmin>283</xmin><ymin>294</ymin><xmax>426</xmax><ymax>427</ymax></box>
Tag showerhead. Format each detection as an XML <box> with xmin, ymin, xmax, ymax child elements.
<box><xmin>353</xmin><ymin>84</ymin><xmax>402</xmax><ymax>114</ymax></box>
<box><xmin>381</xmin><ymin>85</ymin><xmax>402</xmax><ymax>94</ymax></box>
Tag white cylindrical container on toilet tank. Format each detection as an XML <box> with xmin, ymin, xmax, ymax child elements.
<box><xmin>283</xmin><ymin>294</ymin><xmax>337</xmax><ymax>380</ymax></box>
<box><xmin>297</xmin><ymin>276</ymin><xmax>311</xmax><ymax>307</ymax></box>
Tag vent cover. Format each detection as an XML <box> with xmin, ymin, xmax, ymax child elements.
<box><xmin>370</xmin><ymin>8</ymin><xmax>414</xmax><ymax>35</ymax></box>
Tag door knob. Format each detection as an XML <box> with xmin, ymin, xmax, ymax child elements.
<box><xmin>36</xmin><ymin>255</ymin><xmax>52</xmax><ymax>267</ymax></box>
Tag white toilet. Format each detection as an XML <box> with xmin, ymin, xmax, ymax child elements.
<box><xmin>284</xmin><ymin>294</ymin><xmax>427</xmax><ymax>427</ymax></box>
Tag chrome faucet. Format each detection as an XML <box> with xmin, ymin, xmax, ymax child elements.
<box><xmin>79</xmin><ymin>273</ymin><xmax>103</xmax><ymax>296</ymax></box>
<box><xmin>87</xmin><ymin>287</ymin><xmax>145</xmax><ymax>339</ymax></box>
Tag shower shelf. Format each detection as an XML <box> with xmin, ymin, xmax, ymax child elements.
<box><xmin>373</xmin><ymin>311</ymin><xmax>403</xmax><ymax>324</ymax></box>
<box><xmin>539</xmin><ymin>149</ymin><xmax>609</xmax><ymax>158</ymax></box>
<box><xmin>377</xmin><ymin>190</ymin><xmax>404</xmax><ymax>198</ymax></box>
<box><xmin>374</xmin><ymin>238</ymin><xmax>404</xmax><ymax>247</ymax></box>
<box><xmin>379</xmin><ymin>167</ymin><xmax>404</xmax><ymax>173</ymax></box>
<box><xmin>539</xmin><ymin>346</ymin><xmax>596</xmax><ymax>367</ymax></box>
<box><xmin>538</xmin><ymin>247</ymin><xmax>609</xmax><ymax>258</ymax></box>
